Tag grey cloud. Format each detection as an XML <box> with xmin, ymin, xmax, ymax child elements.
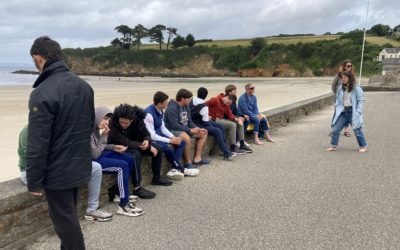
<box><xmin>0</xmin><ymin>0</ymin><xmax>399</xmax><ymax>63</ymax></box>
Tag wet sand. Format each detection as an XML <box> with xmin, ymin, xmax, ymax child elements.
<box><xmin>0</xmin><ymin>76</ymin><xmax>336</xmax><ymax>182</ymax></box>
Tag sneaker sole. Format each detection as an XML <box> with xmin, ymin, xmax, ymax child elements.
<box><xmin>166</xmin><ymin>175</ymin><xmax>184</xmax><ymax>181</ymax></box>
<box><xmin>84</xmin><ymin>215</ymin><xmax>113</xmax><ymax>222</ymax></box>
<box><xmin>116</xmin><ymin>210</ymin><xmax>144</xmax><ymax>217</ymax></box>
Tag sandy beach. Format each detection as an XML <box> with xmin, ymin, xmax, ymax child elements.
<box><xmin>0</xmin><ymin>76</ymin><xmax>337</xmax><ymax>182</ymax></box>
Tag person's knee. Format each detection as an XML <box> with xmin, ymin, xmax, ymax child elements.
<box><xmin>91</xmin><ymin>162</ymin><xmax>102</xmax><ymax>177</ymax></box>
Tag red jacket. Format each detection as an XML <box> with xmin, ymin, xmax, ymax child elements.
<box><xmin>206</xmin><ymin>93</ymin><xmax>235</xmax><ymax>121</ymax></box>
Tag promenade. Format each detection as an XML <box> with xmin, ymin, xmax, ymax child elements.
<box><xmin>27</xmin><ymin>91</ymin><xmax>400</xmax><ymax>249</ymax></box>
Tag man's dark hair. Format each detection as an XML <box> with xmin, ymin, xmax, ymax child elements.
<box><xmin>225</xmin><ymin>84</ymin><xmax>236</xmax><ymax>95</ymax></box>
<box><xmin>30</xmin><ymin>36</ymin><xmax>63</xmax><ymax>61</ymax></box>
<box><xmin>176</xmin><ymin>88</ymin><xmax>193</xmax><ymax>101</ymax></box>
<box><xmin>112</xmin><ymin>103</ymin><xmax>135</xmax><ymax>123</ymax></box>
<box><xmin>153</xmin><ymin>91</ymin><xmax>169</xmax><ymax>105</ymax></box>
<box><xmin>197</xmin><ymin>87</ymin><xmax>208</xmax><ymax>100</ymax></box>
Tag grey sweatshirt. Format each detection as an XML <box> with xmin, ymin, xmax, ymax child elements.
<box><xmin>90</xmin><ymin>106</ymin><xmax>115</xmax><ymax>159</ymax></box>
<box><xmin>164</xmin><ymin>99</ymin><xmax>196</xmax><ymax>135</ymax></box>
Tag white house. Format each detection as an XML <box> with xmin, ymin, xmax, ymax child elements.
<box><xmin>378</xmin><ymin>48</ymin><xmax>400</xmax><ymax>61</ymax></box>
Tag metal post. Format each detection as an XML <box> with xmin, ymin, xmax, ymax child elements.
<box><xmin>359</xmin><ymin>0</ymin><xmax>370</xmax><ymax>85</ymax></box>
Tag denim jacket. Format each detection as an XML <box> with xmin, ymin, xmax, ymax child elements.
<box><xmin>332</xmin><ymin>84</ymin><xmax>364</xmax><ymax>129</ymax></box>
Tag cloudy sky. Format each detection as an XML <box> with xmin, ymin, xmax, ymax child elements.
<box><xmin>1</xmin><ymin>0</ymin><xmax>399</xmax><ymax>63</ymax></box>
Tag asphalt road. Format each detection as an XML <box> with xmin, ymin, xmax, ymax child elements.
<box><xmin>28</xmin><ymin>92</ymin><xmax>400</xmax><ymax>250</ymax></box>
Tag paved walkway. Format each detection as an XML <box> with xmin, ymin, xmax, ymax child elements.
<box><xmin>28</xmin><ymin>92</ymin><xmax>400</xmax><ymax>249</ymax></box>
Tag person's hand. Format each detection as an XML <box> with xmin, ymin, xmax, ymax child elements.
<box><xmin>150</xmin><ymin>146</ymin><xmax>158</xmax><ymax>157</ymax></box>
<box><xmin>170</xmin><ymin>136</ymin><xmax>182</xmax><ymax>145</ymax></box>
<box><xmin>190</xmin><ymin>127</ymin><xmax>200</xmax><ymax>134</ymax></box>
<box><xmin>114</xmin><ymin>145</ymin><xmax>127</xmax><ymax>153</ymax></box>
<box><xmin>30</xmin><ymin>192</ymin><xmax>43</xmax><ymax>197</ymax></box>
<box><xmin>99</xmin><ymin>125</ymin><xmax>110</xmax><ymax>136</ymax></box>
<box><xmin>238</xmin><ymin>117</ymin><xmax>245</xmax><ymax>122</ymax></box>
<box><xmin>199</xmin><ymin>128</ymin><xmax>207</xmax><ymax>135</ymax></box>
<box><xmin>235</xmin><ymin>117</ymin><xmax>243</xmax><ymax>126</ymax></box>
<box><xmin>139</xmin><ymin>140</ymin><xmax>150</xmax><ymax>150</ymax></box>
<box><xmin>244</xmin><ymin>115</ymin><xmax>250</xmax><ymax>120</ymax></box>
<box><xmin>257</xmin><ymin>114</ymin><xmax>262</xmax><ymax>120</ymax></box>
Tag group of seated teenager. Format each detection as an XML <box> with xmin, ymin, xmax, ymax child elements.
<box><xmin>18</xmin><ymin>83</ymin><xmax>275</xmax><ymax>219</ymax></box>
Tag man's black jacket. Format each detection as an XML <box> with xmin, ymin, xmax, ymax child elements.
<box><xmin>26</xmin><ymin>60</ymin><xmax>95</xmax><ymax>191</ymax></box>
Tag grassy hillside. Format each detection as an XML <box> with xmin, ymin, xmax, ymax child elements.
<box><xmin>64</xmin><ymin>34</ymin><xmax>399</xmax><ymax>77</ymax></box>
<box><xmin>137</xmin><ymin>35</ymin><xmax>400</xmax><ymax>50</ymax></box>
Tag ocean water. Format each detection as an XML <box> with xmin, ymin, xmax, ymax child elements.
<box><xmin>0</xmin><ymin>63</ymin><xmax>38</xmax><ymax>86</ymax></box>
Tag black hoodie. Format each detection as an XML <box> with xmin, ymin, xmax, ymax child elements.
<box><xmin>108</xmin><ymin>105</ymin><xmax>152</xmax><ymax>153</ymax></box>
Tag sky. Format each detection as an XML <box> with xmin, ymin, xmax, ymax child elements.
<box><xmin>0</xmin><ymin>0</ymin><xmax>399</xmax><ymax>64</ymax></box>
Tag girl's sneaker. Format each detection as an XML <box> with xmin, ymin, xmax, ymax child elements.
<box><xmin>84</xmin><ymin>208</ymin><xmax>113</xmax><ymax>222</ymax></box>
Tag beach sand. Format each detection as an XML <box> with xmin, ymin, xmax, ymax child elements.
<box><xmin>0</xmin><ymin>76</ymin><xmax>335</xmax><ymax>182</ymax></box>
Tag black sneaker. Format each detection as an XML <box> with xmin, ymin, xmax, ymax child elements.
<box><xmin>132</xmin><ymin>187</ymin><xmax>156</xmax><ymax>199</ymax></box>
<box><xmin>232</xmin><ymin>146</ymin><xmax>246</xmax><ymax>155</ymax></box>
<box><xmin>151</xmin><ymin>177</ymin><xmax>173</xmax><ymax>186</ymax></box>
<box><xmin>240</xmin><ymin>144</ymin><xmax>253</xmax><ymax>153</ymax></box>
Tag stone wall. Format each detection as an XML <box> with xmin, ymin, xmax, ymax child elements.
<box><xmin>0</xmin><ymin>93</ymin><xmax>334</xmax><ymax>250</ymax></box>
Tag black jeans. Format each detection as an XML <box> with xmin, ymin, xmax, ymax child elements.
<box><xmin>45</xmin><ymin>188</ymin><xmax>85</xmax><ymax>250</ymax></box>
<box><xmin>132</xmin><ymin>143</ymin><xmax>163</xmax><ymax>184</ymax></box>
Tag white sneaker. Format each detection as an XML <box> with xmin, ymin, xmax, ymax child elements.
<box><xmin>117</xmin><ymin>205</ymin><xmax>144</xmax><ymax>217</ymax></box>
<box><xmin>84</xmin><ymin>209</ymin><xmax>113</xmax><ymax>222</ymax></box>
<box><xmin>166</xmin><ymin>169</ymin><xmax>185</xmax><ymax>180</ymax></box>
<box><xmin>244</xmin><ymin>141</ymin><xmax>250</xmax><ymax>147</ymax></box>
<box><xmin>113</xmin><ymin>195</ymin><xmax>139</xmax><ymax>203</ymax></box>
<box><xmin>127</xmin><ymin>202</ymin><xmax>144</xmax><ymax>213</ymax></box>
<box><xmin>183</xmin><ymin>168</ymin><xmax>199</xmax><ymax>177</ymax></box>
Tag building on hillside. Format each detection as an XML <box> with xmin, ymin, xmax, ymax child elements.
<box><xmin>378</xmin><ymin>48</ymin><xmax>400</xmax><ymax>61</ymax></box>
<box><xmin>382</xmin><ymin>58</ymin><xmax>400</xmax><ymax>76</ymax></box>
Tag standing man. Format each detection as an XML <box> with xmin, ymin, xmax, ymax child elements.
<box><xmin>238</xmin><ymin>83</ymin><xmax>276</xmax><ymax>144</ymax></box>
<box><xmin>26</xmin><ymin>36</ymin><xmax>95</xmax><ymax>250</ymax></box>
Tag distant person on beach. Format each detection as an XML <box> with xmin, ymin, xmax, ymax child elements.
<box><xmin>326</xmin><ymin>71</ymin><xmax>367</xmax><ymax>153</ymax></box>
<box><xmin>238</xmin><ymin>83</ymin><xmax>276</xmax><ymax>145</ymax></box>
<box><xmin>190</xmin><ymin>87</ymin><xmax>236</xmax><ymax>160</ymax></box>
<box><xmin>26</xmin><ymin>36</ymin><xmax>95</xmax><ymax>249</ymax></box>
<box><xmin>144</xmin><ymin>91</ymin><xmax>198</xmax><ymax>179</ymax></box>
<box><xmin>164</xmin><ymin>88</ymin><xmax>210</xmax><ymax>168</ymax></box>
<box><xmin>91</xmin><ymin>106</ymin><xmax>144</xmax><ymax>217</ymax></box>
<box><xmin>330</xmin><ymin>60</ymin><xmax>355</xmax><ymax>137</ymax></box>
<box><xmin>108</xmin><ymin>104</ymin><xmax>171</xmax><ymax>198</ymax></box>
<box><xmin>206</xmin><ymin>92</ymin><xmax>251</xmax><ymax>154</ymax></box>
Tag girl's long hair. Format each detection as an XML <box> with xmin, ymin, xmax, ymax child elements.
<box><xmin>341</xmin><ymin>71</ymin><xmax>356</xmax><ymax>92</ymax></box>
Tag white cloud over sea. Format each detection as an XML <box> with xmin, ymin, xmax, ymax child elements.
<box><xmin>0</xmin><ymin>0</ymin><xmax>399</xmax><ymax>63</ymax></box>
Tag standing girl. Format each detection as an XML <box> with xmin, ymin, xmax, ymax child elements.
<box><xmin>326</xmin><ymin>71</ymin><xmax>367</xmax><ymax>153</ymax></box>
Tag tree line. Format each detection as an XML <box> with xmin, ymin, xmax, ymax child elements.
<box><xmin>111</xmin><ymin>24</ymin><xmax>196</xmax><ymax>50</ymax></box>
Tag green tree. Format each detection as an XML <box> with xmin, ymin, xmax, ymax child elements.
<box><xmin>250</xmin><ymin>37</ymin><xmax>266</xmax><ymax>56</ymax></box>
<box><xmin>172</xmin><ymin>35</ymin><xmax>187</xmax><ymax>49</ymax></box>
<box><xmin>166</xmin><ymin>27</ymin><xmax>178</xmax><ymax>50</ymax></box>
<box><xmin>149</xmin><ymin>24</ymin><xmax>166</xmax><ymax>50</ymax></box>
<box><xmin>186</xmin><ymin>34</ymin><xmax>196</xmax><ymax>47</ymax></box>
<box><xmin>110</xmin><ymin>38</ymin><xmax>122</xmax><ymax>47</ymax></box>
<box><xmin>114</xmin><ymin>25</ymin><xmax>133</xmax><ymax>49</ymax></box>
<box><xmin>368</xmin><ymin>24</ymin><xmax>391</xmax><ymax>36</ymax></box>
<box><xmin>131</xmin><ymin>24</ymin><xmax>149</xmax><ymax>50</ymax></box>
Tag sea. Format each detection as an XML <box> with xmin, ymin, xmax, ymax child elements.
<box><xmin>0</xmin><ymin>63</ymin><xmax>38</xmax><ymax>86</ymax></box>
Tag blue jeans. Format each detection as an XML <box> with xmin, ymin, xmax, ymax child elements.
<box><xmin>96</xmin><ymin>151</ymin><xmax>134</xmax><ymax>207</ymax></box>
<box><xmin>153</xmin><ymin>140</ymin><xmax>186</xmax><ymax>172</ymax></box>
<box><xmin>245</xmin><ymin>117</ymin><xmax>269</xmax><ymax>135</ymax></box>
<box><xmin>331</xmin><ymin>109</ymin><xmax>367</xmax><ymax>148</ymax></box>
<box><xmin>199</xmin><ymin>121</ymin><xmax>230</xmax><ymax>155</ymax></box>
